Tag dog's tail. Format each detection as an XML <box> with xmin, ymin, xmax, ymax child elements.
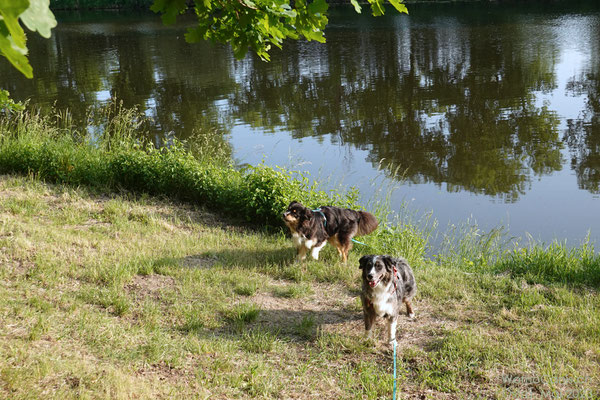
<box><xmin>356</xmin><ymin>211</ymin><xmax>378</xmax><ymax>236</ymax></box>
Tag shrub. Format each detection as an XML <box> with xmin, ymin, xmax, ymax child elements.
<box><xmin>0</xmin><ymin>106</ymin><xmax>364</xmax><ymax>231</ymax></box>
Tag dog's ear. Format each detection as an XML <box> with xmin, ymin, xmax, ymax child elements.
<box><xmin>288</xmin><ymin>200</ymin><xmax>299</xmax><ymax>208</ymax></box>
<box><xmin>359</xmin><ymin>255</ymin><xmax>370</xmax><ymax>270</ymax></box>
<box><xmin>381</xmin><ymin>256</ymin><xmax>395</xmax><ymax>272</ymax></box>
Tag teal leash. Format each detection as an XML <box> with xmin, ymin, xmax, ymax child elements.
<box><xmin>312</xmin><ymin>208</ymin><xmax>327</xmax><ymax>227</ymax></box>
<box><xmin>393</xmin><ymin>339</ymin><xmax>397</xmax><ymax>400</ymax></box>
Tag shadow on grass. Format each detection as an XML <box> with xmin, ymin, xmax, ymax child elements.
<box><xmin>184</xmin><ymin>307</ymin><xmax>362</xmax><ymax>345</ymax></box>
<box><xmin>172</xmin><ymin>249</ymin><xmax>365</xmax><ymax>344</ymax></box>
<box><xmin>178</xmin><ymin>248</ymin><xmax>295</xmax><ymax>270</ymax></box>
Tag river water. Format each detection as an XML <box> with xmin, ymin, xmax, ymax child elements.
<box><xmin>2</xmin><ymin>1</ymin><xmax>600</xmax><ymax>246</ymax></box>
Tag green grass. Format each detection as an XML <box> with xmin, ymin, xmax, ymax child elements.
<box><xmin>0</xmin><ymin>174</ymin><xmax>598</xmax><ymax>399</ymax></box>
<box><xmin>1</xmin><ymin>106</ymin><xmax>599</xmax><ymax>398</ymax></box>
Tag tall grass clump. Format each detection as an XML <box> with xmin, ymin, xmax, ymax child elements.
<box><xmin>432</xmin><ymin>218</ymin><xmax>600</xmax><ymax>288</ymax></box>
<box><xmin>434</xmin><ymin>219</ymin><xmax>509</xmax><ymax>272</ymax></box>
<box><xmin>372</xmin><ymin>199</ymin><xmax>437</xmax><ymax>265</ymax></box>
<box><xmin>495</xmin><ymin>239</ymin><xmax>600</xmax><ymax>288</ymax></box>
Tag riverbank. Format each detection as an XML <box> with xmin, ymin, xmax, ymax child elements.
<box><xmin>2</xmin><ymin>105</ymin><xmax>600</xmax><ymax>285</ymax></box>
<box><xmin>1</xmin><ymin>173</ymin><xmax>599</xmax><ymax>399</ymax></box>
<box><xmin>1</xmin><ymin>106</ymin><xmax>599</xmax><ymax>398</ymax></box>
<box><xmin>0</xmin><ymin>104</ymin><xmax>431</xmax><ymax>262</ymax></box>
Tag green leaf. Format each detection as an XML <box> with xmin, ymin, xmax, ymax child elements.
<box><xmin>388</xmin><ymin>0</ymin><xmax>408</xmax><ymax>14</ymax></box>
<box><xmin>0</xmin><ymin>89</ymin><xmax>25</xmax><ymax>112</ymax></box>
<box><xmin>185</xmin><ymin>26</ymin><xmax>205</xmax><ymax>43</ymax></box>
<box><xmin>350</xmin><ymin>0</ymin><xmax>362</xmax><ymax>13</ymax></box>
<box><xmin>308</xmin><ymin>0</ymin><xmax>328</xmax><ymax>16</ymax></box>
<box><xmin>232</xmin><ymin>40</ymin><xmax>249</xmax><ymax>60</ymax></box>
<box><xmin>369</xmin><ymin>0</ymin><xmax>385</xmax><ymax>17</ymax></box>
<box><xmin>150</xmin><ymin>0</ymin><xmax>187</xmax><ymax>25</ymax></box>
<box><xmin>0</xmin><ymin>0</ymin><xmax>29</xmax><ymax>50</ymax></box>
<box><xmin>20</xmin><ymin>0</ymin><xmax>57</xmax><ymax>38</ymax></box>
<box><xmin>304</xmin><ymin>28</ymin><xmax>325</xmax><ymax>43</ymax></box>
<box><xmin>0</xmin><ymin>20</ymin><xmax>32</xmax><ymax>78</ymax></box>
<box><xmin>278</xmin><ymin>6</ymin><xmax>296</xmax><ymax>19</ymax></box>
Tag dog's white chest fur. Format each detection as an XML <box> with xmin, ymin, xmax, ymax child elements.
<box><xmin>370</xmin><ymin>283</ymin><xmax>395</xmax><ymax>317</ymax></box>
<box><xmin>292</xmin><ymin>233</ymin><xmax>314</xmax><ymax>248</ymax></box>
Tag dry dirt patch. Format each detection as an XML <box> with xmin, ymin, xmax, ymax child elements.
<box><xmin>126</xmin><ymin>274</ymin><xmax>176</xmax><ymax>301</ymax></box>
<box><xmin>179</xmin><ymin>254</ymin><xmax>218</xmax><ymax>269</ymax></box>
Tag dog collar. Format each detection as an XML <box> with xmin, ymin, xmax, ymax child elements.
<box><xmin>389</xmin><ymin>266</ymin><xmax>399</xmax><ymax>294</ymax></box>
<box><xmin>312</xmin><ymin>208</ymin><xmax>327</xmax><ymax>227</ymax></box>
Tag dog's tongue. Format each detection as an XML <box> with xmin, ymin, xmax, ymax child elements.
<box><xmin>369</xmin><ymin>280</ymin><xmax>378</xmax><ymax>288</ymax></box>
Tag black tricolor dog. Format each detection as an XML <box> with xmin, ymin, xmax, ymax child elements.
<box><xmin>359</xmin><ymin>255</ymin><xmax>416</xmax><ymax>343</ymax></box>
<box><xmin>282</xmin><ymin>201</ymin><xmax>378</xmax><ymax>262</ymax></box>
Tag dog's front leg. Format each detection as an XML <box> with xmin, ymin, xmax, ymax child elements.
<box><xmin>362</xmin><ymin>299</ymin><xmax>376</xmax><ymax>338</ymax></box>
<box><xmin>296</xmin><ymin>245</ymin><xmax>308</xmax><ymax>261</ymax></box>
<box><xmin>310</xmin><ymin>241</ymin><xmax>326</xmax><ymax>260</ymax></box>
<box><xmin>292</xmin><ymin>233</ymin><xmax>307</xmax><ymax>261</ymax></box>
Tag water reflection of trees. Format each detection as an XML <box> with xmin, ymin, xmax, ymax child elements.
<box><xmin>228</xmin><ymin>13</ymin><xmax>563</xmax><ymax>201</ymax></box>
<box><xmin>0</xmin><ymin>15</ymin><xmax>236</xmax><ymax>154</ymax></box>
<box><xmin>0</xmin><ymin>7</ymin><xmax>585</xmax><ymax>200</ymax></box>
<box><xmin>564</xmin><ymin>28</ymin><xmax>600</xmax><ymax>193</ymax></box>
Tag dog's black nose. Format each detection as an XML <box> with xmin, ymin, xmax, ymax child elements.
<box><xmin>367</xmin><ymin>274</ymin><xmax>374</xmax><ymax>281</ymax></box>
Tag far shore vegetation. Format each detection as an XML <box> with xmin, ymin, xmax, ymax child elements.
<box><xmin>48</xmin><ymin>0</ymin><xmax>571</xmax><ymax>11</ymax></box>
<box><xmin>50</xmin><ymin>0</ymin><xmax>154</xmax><ymax>10</ymax></box>
<box><xmin>0</xmin><ymin>103</ymin><xmax>599</xmax><ymax>398</ymax></box>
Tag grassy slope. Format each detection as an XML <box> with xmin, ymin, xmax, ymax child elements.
<box><xmin>0</xmin><ymin>174</ymin><xmax>598</xmax><ymax>399</ymax></box>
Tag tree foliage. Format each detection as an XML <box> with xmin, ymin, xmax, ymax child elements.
<box><xmin>151</xmin><ymin>0</ymin><xmax>408</xmax><ymax>61</ymax></box>
<box><xmin>0</xmin><ymin>0</ymin><xmax>406</xmax><ymax>78</ymax></box>
<box><xmin>0</xmin><ymin>0</ymin><xmax>56</xmax><ymax>78</ymax></box>
<box><xmin>0</xmin><ymin>89</ymin><xmax>25</xmax><ymax>113</ymax></box>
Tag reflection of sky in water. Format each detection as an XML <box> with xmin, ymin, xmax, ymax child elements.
<box><xmin>536</xmin><ymin>49</ymin><xmax>586</xmax><ymax>121</ymax></box>
<box><xmin>228</xmin><ymin>11</ymin><xmax>600</xmax><ymax>247</ymax></box>
<box><xmin>145</xmin><ymin>98</ymin><xmax>157</xmax><ymax>118</ymax></box>
<box><xmin>97</xmin><ymin>90</ymin><xmax>111</xmax><ymax>102</ymax></box>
